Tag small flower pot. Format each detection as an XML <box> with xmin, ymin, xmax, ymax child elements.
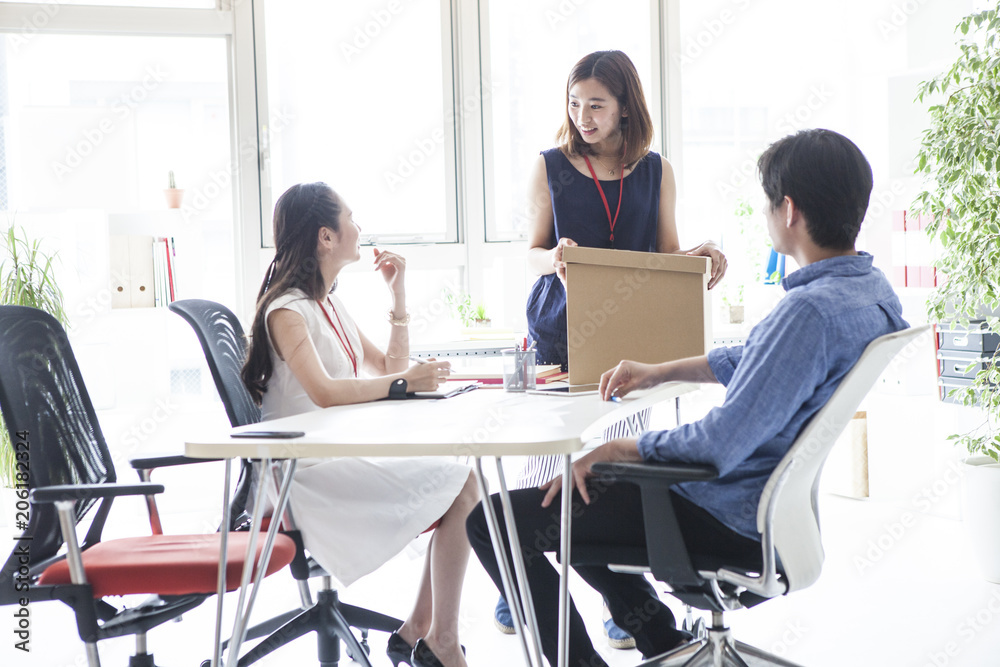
<box><xmin>164</xmin><ymin>188</ymin><xmax>185</xmax><ymax>209</ymax></box>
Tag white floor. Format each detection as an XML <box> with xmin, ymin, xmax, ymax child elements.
<box><xmin>6</xmin><ymin>385</ymin><xmax>1000</xmax><ymax>667</ymax></box>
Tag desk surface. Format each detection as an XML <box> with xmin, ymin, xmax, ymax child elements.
<box><xmin>185</xmin><ymin>383</ymin><xmax>696</xmax><ymax>460</ymax></box>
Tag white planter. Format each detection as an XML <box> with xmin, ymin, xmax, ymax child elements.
<box><xmin>963</xmin><ymin>456</ymin><xmax>1000</xmax><ymax>583</ymax></box>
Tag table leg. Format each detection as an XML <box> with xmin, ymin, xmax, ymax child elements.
<box><xmin>557</xmin><ymin>453</ymin><xmax>573</xmax><ymax>667</ymax></box>
<box><xmin>473</xmin><ymin>458</ymin><xmax>540</xmax><ymax>667</ymax></box>
<box><xmin>224</xmin><ymin>459</ymin><xmax>297</xmax><ymax>667</ymax></box>
<box><xmin>495</xmin><ymin>459</ymin><xmax>544</xmax><ymax>666</ymax></box>
<box><xmin>210</xmin><ymin>458</ymin><xmax>234</xmax><ymax>667</ymax></box>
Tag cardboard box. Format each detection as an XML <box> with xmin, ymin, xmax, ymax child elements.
<box><xmin>563</xmin><ymin>246</ymin><xmax>712</xmax><ymax>385</ymax></box>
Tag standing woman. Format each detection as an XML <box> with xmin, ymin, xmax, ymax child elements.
<box><xmin>242</xmin><ymin>182</ymin><xmax>476</xmax><ymax>667</ymax></box>
<box><xmin>526</xmin><ymin>49</ymin><xmax>726</xmax><ymax>370</ymax></box>
<box><xmin>500</xmin><ymin>50</ymin><xmax>728</xmax><ymax>646</ymax></box>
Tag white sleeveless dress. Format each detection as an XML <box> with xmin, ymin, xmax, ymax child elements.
<box><xmin>261</xmin><ymin>289</ymin><xmax>470</xmax><ymax>587</ymax></box>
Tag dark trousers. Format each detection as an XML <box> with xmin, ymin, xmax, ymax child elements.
<box><xmin>466</xmin><ymin>481</ymin><xmax>762</xmax><ymax>667</ymax></box>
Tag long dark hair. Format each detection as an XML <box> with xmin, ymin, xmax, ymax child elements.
<box><xmin>555</xmin><ymin>50</ymin><xmax>654</xmax><ymax>169</ymax></box>
<box><xmin>241</xmin><ymin>182</ymin><xmax>342</xmax><ymax>404</ymax></box>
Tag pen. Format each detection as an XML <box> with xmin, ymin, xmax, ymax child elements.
<box><xmin>409</xmin><ymin>356</ymin><xmax>428</xmax><ymax>365</ymax></box>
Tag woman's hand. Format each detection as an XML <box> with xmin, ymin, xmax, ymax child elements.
<box><xmin>551</xmin><ymin>237</ymin><xmax>578</xmax><ymax>286</ymax></box>
<box><xmin>401</xmin><ymin>358</ymin><xmax>452</xmax><ymax>392</ymax></box>
<box><xmin>686</xmin><ymin>241</ymin><xmax>728</xmax><ymax>290</ymax></box>
<box><xmin>374</xmin><ymin>248</ymin><xmax>406</xmax><ymax>294</ymax></box>
<box><xmin>599</xmin><ymin>360</ymin><xmax>661</xmax><ymax>401</ymax></box>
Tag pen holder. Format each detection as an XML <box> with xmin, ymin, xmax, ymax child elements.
<box><xmin>502</xmin><ymin>348</ymin><xmax>536</xmax><ymax>392</ymax></box>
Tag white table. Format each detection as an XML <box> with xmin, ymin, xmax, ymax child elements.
<box><xmin>185</xmin><ymin>382</ymin><xmax>696</xmax><ymax>667</ymax></box>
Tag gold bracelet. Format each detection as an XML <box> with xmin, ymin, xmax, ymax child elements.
<box><xmin>386</xmin><ymin>352</ymin><xmax>410</xmax><ymax>360</ymax></box>
<box><xmin>387</xmin><ymin>309</ymin><xmax>410</xmax><ymax>326</ymax></box>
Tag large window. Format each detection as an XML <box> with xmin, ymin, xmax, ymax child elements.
<box><xmin>485</xmin><ymin>0</ymin><xmax>655</xmax><ymax>241</ymax></box>
<box><xmin>1</xmin><ymin>32</ymin><xmax>235</xmax><ymax>309</ymax></box>
<box><xmin>261</xmin><ymin>0</ymin><xmax>454</xmax><ymax>243</ymax></box>
<box><xmin>676</xmin><ymin>0</ymin><xmax>975</xmax><ymax>326</ymax></box>
<box><xmin>0</xmin><ymin>7</ymin><xmax>239</xmax><ymax>455</ymax></box>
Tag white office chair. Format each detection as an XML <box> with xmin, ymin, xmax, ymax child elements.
<box><xmin>582</xmin><ymin>324</ymin><xmax>930</xmax><ymax>666</ymax></box>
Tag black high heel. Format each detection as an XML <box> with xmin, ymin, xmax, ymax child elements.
<box><xmin>411</xmin><ymin>638</ymin><xmax>445</xmax><ymax>667</ymax></box>
<box><xmin>387</xmin><ymin>631</ymin><xmax>415</xmax><ymax>667</ymax></box>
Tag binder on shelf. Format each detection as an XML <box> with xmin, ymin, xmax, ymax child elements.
<box><xmin>110</xmin><ymin>234</ymin><xmax>155</xmax><ymax>308</ymax></box>
<box><xmin>109</xmin><ymin>235</ymin><xmax>178</xmax><ymax>309</ymax></box>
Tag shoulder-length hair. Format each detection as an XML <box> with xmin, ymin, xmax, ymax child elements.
<box><xmin>555</xmin><ymin>50</ymin><xmax>654</xmax><ymax>169</ymax></box>
<box><xmin>241</xmin><ymin>182</ymin><xmax>342</xmax><ymax>404</ymax></box>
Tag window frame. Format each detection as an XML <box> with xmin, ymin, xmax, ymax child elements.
<box><xmin>0</xmin><ymin>0</ymin><xmax>679</xmax><ymax>328</ymax></box>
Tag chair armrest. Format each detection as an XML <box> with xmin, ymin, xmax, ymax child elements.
<box><xmin>590</xmin><ymin>461</ymin><xmax>719</xmax><ymax>588</ymax></box>
<box><xmin>30</xmin><ymin>482</ymin><xmax>165</xmax><ymax>504</ymax></box>
<box><xmin>129</xmin><ymin>454</ymin><xmax>221</xmax><ymax>470</ymax></box>
<box><xmin>591</xmin><ymin>461</ymin><xmax>718</xmax><ymax>485</ymax></box>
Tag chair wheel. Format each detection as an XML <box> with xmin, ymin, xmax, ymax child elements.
<box><xmin>200</xmin><ymin>661</ymin><xmax>211</xmax><ymax>667</ymax></box>
<box><xmin>692</xmin><ymin>617</ymin><xmax>707</xmax><ymax>640</ymax></box>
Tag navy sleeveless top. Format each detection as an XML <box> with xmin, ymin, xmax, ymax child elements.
<box><xmin>526</xmin><ymin>148</ymin><xmax>663</xmax><ymax>366</ymax></box>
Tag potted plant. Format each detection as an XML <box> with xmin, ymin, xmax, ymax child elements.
<box><xmin>471</xmin><ymin>302</ymin><xmax>491</xmax><ymax>328</ymax></box>
<box><xmin>0</xmin><ymin>224</ymin><xmax>69</xmax><ymax>529</ymax></box>
<box><xmin>444</xmin><ymin>288</ymin><xmax>475</xmax><ymax>327</ymax></box>
<box><xmin>719</xmin><ymin>199</ymin><xmax>780</xmax><ymax>325</ymax></box>
<box><xmin>915</xmin><ymin>1</ymin><xmax>1000</xmax><ymax>582</ymax></box>
<box><xmin>164</xmin><ymin>170</ymin><xmax>184</xmax><ymax>209</ymax></box>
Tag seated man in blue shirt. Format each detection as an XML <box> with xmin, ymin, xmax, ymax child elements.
<box><xmin>466</xmin><ymin>128</ymin><xmax>909</xmax><ymax>667</ymax></box>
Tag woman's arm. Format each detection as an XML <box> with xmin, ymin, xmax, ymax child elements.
<box><xmin>654</xmin><ymin>156</ymin><xmax>683</xmax><ymax>255</ymax></box>
<box><xmin>268</xmin><ymin>308</ymin><xmax>450</xmax><ymax>407</ymax></box>
<box><xmin>360</xmin><ymin>248</ymin><xmax>411</xmax><ymax>376</ymax></box>
<box><xmin>655</xmin><ymin>155</ymin><xmax>728</xmax><ymax>289</ymax></box>
<box><xmin>526</xmin><ymin>154</ymin><xmax>577</xmax><ymax>278</ymax></box>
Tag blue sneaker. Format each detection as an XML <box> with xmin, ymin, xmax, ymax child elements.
<box><xmin>603</xmin><ymin>604</ymin><xmax>636</xmax><ymax>650</ymax></box>
<box><xmin>494</xmin><ymin>596</ymin><xmax>515</xmax><ymax>635</ymax></box>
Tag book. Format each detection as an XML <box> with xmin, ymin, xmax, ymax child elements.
<box><xmin>446</xmin><ymin>358</ymin><xmax>564</xmax><ymax>385</ymax></box>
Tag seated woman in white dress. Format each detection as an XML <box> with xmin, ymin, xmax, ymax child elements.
<box><xmin>241</xmin><ymin>181</ymin><xmax>477</xmax><ymax>667</ymax></box>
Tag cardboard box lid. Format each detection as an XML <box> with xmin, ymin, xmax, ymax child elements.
<box><xmin>562</xmin><ymin>245</ymin><xmax>711</xmax><ymax>275</ymax></box>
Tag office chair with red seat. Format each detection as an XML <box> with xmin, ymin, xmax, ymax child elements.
<box><xmin>0</xmin><ymin>304</ymin><xmax>296</xmax><ymax>667</ymax></box>
<box><xmin>573</xmin><ymin>325</ymin><xmax>929</xmax><ymax>666</ymax></box>
<box><xmin>163</xmin><ymin>298</ymin><xmax>402</xmax><ymax>667</ymax></box>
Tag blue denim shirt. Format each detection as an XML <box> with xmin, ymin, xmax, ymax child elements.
<box><xmin>636</xmin><ymin>252</ymin><xmax>908</xmax><ymax>540</ymax></box>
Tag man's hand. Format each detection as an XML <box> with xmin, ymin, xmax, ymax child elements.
<box><xmin>539</xmin><ymin>438</ymin><xmax>642</xmax><ymax>507</ymax></box>
<box><xmin>599</xmin><ymin>360</ymin><xmax>662</xmax><ymax>401</ymax></box>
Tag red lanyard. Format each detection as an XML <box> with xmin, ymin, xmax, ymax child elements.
<box><xmin>582</xmin><ymin>154</ymin><xmax>625</xmax><ymax>245</ymax></box>
<box><xmin>318</xmin><ymin>297</ymin><xmax>358</xmax><ymax>378</ymax></box>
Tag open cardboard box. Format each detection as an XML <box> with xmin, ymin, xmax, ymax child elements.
<box><xmin>563</xmin><ymin>246</ymin><xmax>712</xmax><ymax>385</ymax></box>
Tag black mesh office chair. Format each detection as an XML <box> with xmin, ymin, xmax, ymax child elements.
<box><xmin>0</xmin><ymin>304</ymin><xmax>295</xmax><ymax>667</ymax></box>
<box><xmin>162</xmin><ymin>298</ymin><xmax>402</xmax><ymax>667</ymax></box>
<box><xmin>574</xmin><ymin>325</ymin><xmax>929</xmax><ymax>666</ymax></box>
